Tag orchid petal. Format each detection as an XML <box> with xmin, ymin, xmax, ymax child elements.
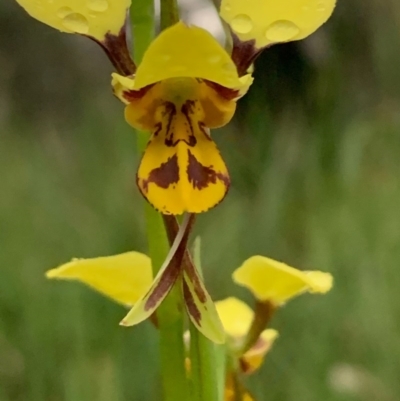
<box><xmin>133</xmin><ymin>22</ymin><xmax>242</xmax><ymax>91</ymax></box>
<box><xmin>16</xmin><ymin>0</ymin><xmax>131</xmax><ymax>41</ymax></box>
<box><xmin>220</xmin><ymin>0</ymin><xmax>336</xmax><ymax>48</ymax></box>
<box><xmin>215</xmin><ymin>297</ymin><xmax>254</xmax><ymax>338</ymax></box>
<box><xmin>233</xmin><ymin>255</ymin><xmax>333</xmax><ymax>305</ymax></box>
<box><xmin>46</xmin><ymin>252</ymin><xmax>152</xmax><ymax>307</ymax></box>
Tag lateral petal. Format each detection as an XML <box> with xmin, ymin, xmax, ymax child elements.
<box><xmin>46</xmin><ymin>252</ymin><xmax>152</xmax><ymax>307</ymax></box>
<box><xmin>16</xmin><ymin>0</ymin><xmax>131</xmax><ymax>41</ymax></box>
<box><xmin>220</xmin><ymin>0</ymin><xmax>336</xmax><ymax>48</ymax></box>
<box><xmin>233</xmin><ymin>255</ymin><xmax>333</xmax><ymax>305</ymax></box>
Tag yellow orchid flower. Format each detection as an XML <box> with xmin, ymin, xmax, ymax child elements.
<box><xmin>16</xmin><ymin>0</ymin><xmax>336</xmax><ymax>215</ymax></box>
<box><xmin>112</xmin><ymin>22</ymin><xmax>251</xmax><ymax>215</ymax></box>
<box><xmin>233</xmin><ymin>255</ymin><xmax>333</xmax><ymax>306</ymax></box>
<box><xmin>216</xmin><ymin>297</ymin><xmax>278</xmax><ymax>374</ymax></box>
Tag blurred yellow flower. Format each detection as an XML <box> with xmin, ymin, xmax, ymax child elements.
<box><xmin>233</xmin><ymin>255</ymin><xmax>333</xmax><ymax>305</ymax></box>
<box><xmin>220</xmin><ymin>0</ymin><xmax>336</xmax><ymax>48</ymax></box>
<box><xmin>216</xmin><ymin>297</ymin><xmax>278</xmax><ymax>373</ymax></box>
<box><xmin>46</xmin><ymin>252</ymin><xmax>152</xmax><ymax>307</ymax></box>
<box><xmin>216</xmin><ymin>297</ymin><xmax>255</xmax><ymax>338</ymax></box>
<box><xmin>225</xmin><ymin>373</ymin><xmax>256</xmax><ymax>401</ymax></box>
<box><xmin>15</xmin><ymin>0</ymin><xmax>130</xmax><ymax>40</ymax></box>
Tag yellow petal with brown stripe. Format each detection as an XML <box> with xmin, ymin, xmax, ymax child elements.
<box><xmin>136</xmin><ymin>99</ymin><xmax>230</xmax><ymax>215</ymax></box>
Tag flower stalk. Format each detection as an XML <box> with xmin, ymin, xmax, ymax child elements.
<box><xmin>189</xmin><ymin>238</ymin><xmax>226</xmax><ymax>401</ymax></box>
<box><xmin>130</xmin><ymin>3</ymin><xmax>189</xmax><ymax>401</ymax></box>
<box><xmin>240</xmin><ymin>301</ymin><xmax>275</xmax><ymax>354</ymax></box>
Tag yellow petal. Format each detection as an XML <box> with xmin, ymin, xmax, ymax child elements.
<box><xmin>132</xmin><ymin>78</ymin><xmax>230</xmax><ymax>215</ymax></box>
<box><xmin>233</xmin><ymin>256</ymin><xmax>333</xmax><ymax>305</ymax></box>
<box><xmin>46</xmin><ymin>252</ymin><xmax>152</xmax><ymax>306</ymax></box>
<box><xmin>215</xmin><ymin>297</ymin><xmax>254</xmax><ymax>338</ymax></box>
<box><xmin>16</xmin><ymin>0</ymin><xmax>130</xmax><ymax>40</ymax></box>
<box><xmin>240</xmin><ymin>329</ymin><xmax>278</xmax><ymax>374</ymax></box>
<box><xmin>133</xmin><ymin>22</ymin><xmax>242</xmax><ymax>90</ymax></box>
<box><xmin>304</xmin><ymin>270</ymin><xmax>333</xmax><ymax>293</ymax></box>
<box><xmin>220</xmin><ymin>0</ymin><xmax>336</xmax><ymax>48</ymax></box>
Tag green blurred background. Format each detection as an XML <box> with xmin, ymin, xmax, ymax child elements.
<box><xmin>1</xmin><ymin>0</ymin><xmax>400</xmax><ymax>400</ymax></box>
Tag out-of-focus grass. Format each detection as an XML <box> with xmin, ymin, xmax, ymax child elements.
<box><xmin>2</xmin><ymin>1</ymin><xmax>400</xmax><ymax>400</ymax></box>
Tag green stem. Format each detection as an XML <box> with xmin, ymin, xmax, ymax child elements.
<box><xmin>189</xmin><ymin>238</ymin><xmax>225</xmax><ymax>401</ymax></box>
<box><xmin>160</xmin><ymin>0</ymin><xmax>180</xmax><ymax>31</ymax></box>
<box><xmin>240</xmin><ymin>301</ymin><xmax>275</xmax><ymax>354</ymax></box>
<box><xmin>130</xmin><ymin>3</ymin><xmax>189</xmax><ymax>401</ymax></box>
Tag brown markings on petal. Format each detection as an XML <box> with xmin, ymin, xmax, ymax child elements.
<box><xmin>162</xmin><ymin>102</ymin><xmax>177</xmax><ymax>146</ymax></box>
<box><xmin>180</xmin><ymin>100</ymin><xmax>198</xmax><ymax>147</ymax></box>
<box><xmin>153</xmin><ymin>122</ymin><xmax>162</xmax><ymax>137</ymax></box>
<box><xmin>122</xmin><ymin>84</ymin><xmax>154</xmax><ymax>103</ymax></box>
<box><xmin>159</xmin><ymin>100</ymin><xmax>198</xmax><ymax>147</ymax></box>
<box><xmin>183</xmin><ymin>279</ymin><xmax>201</xmax><ymax>324</ymax></box>
<box><xmin>187</xmin><ymin>150</ymin><xmax>230</xmax><ymax>190</ymax></box>
<box><xmin>197</xmin><ymin>122</ymin><xmax>212</xmax><ymax>141</ymax></box>
<box><xmin>141</xmin><ymin>154</ymin><xmax>179</xmax><ymax>193</ymax></box>
<box><xmin>203</xmin><ymin>80</ymin><xmax>240</xmax><ymax>100</ymax></box>
<box><xmin>144</xmin><ymin>261</ymin><xmax>181</xmax><ymax>311</ymax></box>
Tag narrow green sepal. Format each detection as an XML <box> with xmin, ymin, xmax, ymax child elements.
<box><xmin>182</xmin><ymin>263</ymin><xmax>225</xmax><ymax>344</ymax></box>
<box><xmin>120</xmin><ymin>258</ymin><xmax>180</xmax><ymax>326</ymax></box>
<box><xmin>120</xmin><ymin>214</ymin><xmax>192</xmax><ymax>326</ymax></box>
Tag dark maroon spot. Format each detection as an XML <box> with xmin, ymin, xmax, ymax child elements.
<box><xmin>230</xmin><ymin>32</ymin><xmax>264</xmax><ymax>77</ymax></box>
<box><xmin>153</xmin><ymin>122</ymin><xmax>162</xmax><ymax>137</ymax></box>
<box><xmin>187</xmin><ymin>150</ymin><xmax>230</xmax><ymax>190</ymax></box>
<box><xmin>141</xmin><ymin>154</ymin><xmax>179</xmax><ymax>193</ymax></box>
<box><xmin>144</xmin><ymin>262</ymin><xmax>181</xmax><ymax>311</ymax></box>
<box><xmin>183</xmin><ymin>279</ymin><xmax>201</xmax><ymax>325</ymax></box>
